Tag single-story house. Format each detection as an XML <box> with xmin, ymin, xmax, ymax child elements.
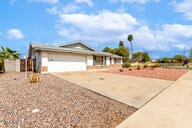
<box><xmin>28</xmin><ymin>41</ymin><xmax>123</xmax><ymax>73</ymax></box>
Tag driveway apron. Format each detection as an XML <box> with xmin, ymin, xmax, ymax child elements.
<box><xmin>51</xmin><ymin>72</ymin><xmax>173</xmax><ymax>108</ymax></box>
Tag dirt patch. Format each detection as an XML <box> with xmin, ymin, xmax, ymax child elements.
<box><xmin>104</xmin><ymin>68</ymin><xmax>187</xmax><ymax>81</ymax></box>
<box><xmin>0</xmin><ymin>72</ymin><xmax>136</xmax><ymax>128</ymax></box>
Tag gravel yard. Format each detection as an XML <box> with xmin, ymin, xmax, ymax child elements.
<box><xmin>0</xmin><ymin>72</ymin><xmax>136</xmax><ymax>128</ymax></box>
<box><xmin>104</xmin><ymin>68</ymin><xmax>187</xmax><ymax>81</ymax></box>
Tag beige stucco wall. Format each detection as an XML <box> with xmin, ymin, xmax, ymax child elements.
<box><xmin>106</xmin><ymin>57</ymin><xmax>110</xmax><ymax>66</ymax></box>
<box><xmin>120</xmin><ymin>58</ymin><xmax>123</xmax><ymax>64</ymax></box>
<box><xmin>87</xmin><ymin>55</ymin><xmax>93</xmax><ymax>66</ymax></box>
<box><xmin>111</xmin><ymin>58</ymin><xmax>115</xmax><ymax>64</ymax></box>
<box><xmin>33</xmin><ymin>50</ymin><xmax>122</xmax><ymax>73</ymax></box>
<box><xmin>41</xmin><ymin>52</ymin><xmax>48</xmax><ymax>67</ymax></box>
<box><xmin>41</xmin><ymin>51</ymin><xmax>48</xmax><ymax>73</ymax></box>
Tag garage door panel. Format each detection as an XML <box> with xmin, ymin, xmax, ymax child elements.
<box><xmin>48</xmin><ymin>54</ymin><xmax>86</xmax><ymax>72</ymax></box>
<box><xmin>49</xmin><ymin>54</ymin><xmax>85</xmax><ymax>62</ymax></box>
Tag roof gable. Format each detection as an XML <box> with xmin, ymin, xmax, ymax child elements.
<box><xmin>58</xmin><ymin>41</ymin><xmax>95</xmax><ymax>51</ymax></box>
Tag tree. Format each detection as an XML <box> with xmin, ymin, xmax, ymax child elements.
<box><xmin>173</xmin><ymin>54</ymin><xmax>186</xmax><ymax>62</ymax></box>
<box><xmin>132</xmin><ymin>52</ymin><xmax>151</xmax><ymax>63</ymax></box>
<box><xmin>127</xmin><ymin>34</ymin><xmax>133</xmax><ymax>61</ymax></box>
<box><xmin>0</xmin><ymin>46</ymin><xmax>20</xmax><ymax>59</ymax></box>
<box><xmin>161</xmin><ymin>57</ymin><xmax>172</xmax><ymax>63</ymax></box>
<box><xmin>102</xmin><ymin>42</ymin><xmax>130</xmax><ymax>63</ymax></box>
<box><xmin>115</xmin><ymin>46</ymin><xmax>130</xmax><ymax>62</ymax></box>
<box><xmin>119</xmin><ymin>41</ymin><xmax>124</xmax><ymax>47</ymax></box>
<box><xmin>103</xmin><ymin>47</ymin><xmax>112</xmax><ymax>53</ymax></box>
<box><xmin>142</xmin><ymin>52</ymin><xmax>151</xmax><ymax>62</ymax></box>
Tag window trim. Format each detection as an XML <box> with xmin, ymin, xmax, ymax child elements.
<box><xmin>93</xmin><ymin>55</ymin><xmax>106</xmax><ymax>66</ymax></box>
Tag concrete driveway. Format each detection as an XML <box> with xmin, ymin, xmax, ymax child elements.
<box><xmin>52</xmin><ymin>72</ymin><xmax>173</xmax><ymax>108</ymax></box>
<box><xmin>116</xmin><ymin>71</ymin><xmax>192</xmax><ymax>128</ymax></box>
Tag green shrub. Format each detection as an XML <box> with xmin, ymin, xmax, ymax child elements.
<box><xmin>150</xmin><ymin>63</ymin><xmax>160</xmax><ymax>69</ymax></box>
<box><xmin>123</xmin><ymin>63</ymin><xmax>131</xmax><ymax>68</ymax></box>
<box><xmin>0</xmin><ymin>61</ymin><xmax>4</xmax><ymax>71</ymax></box>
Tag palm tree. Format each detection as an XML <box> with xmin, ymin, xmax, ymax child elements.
<box><xmin>0</xmin><ymin>46</ymin><xmax>20</xmax><ymax>59</ymax></box>
<box><xmin>127</xmin><ymin>34</ymin><xmax>133</xmax><ymax>61</ymax></box>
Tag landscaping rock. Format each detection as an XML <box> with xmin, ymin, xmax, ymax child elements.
<box><xmin>0</xmin><ymin>73</ymin><xmax>136</xmax><ymax>128</ymax></box>
<box><xmin>105</xmin><ymin>67</ymin><xmax>187</xmax><ymax>81</ymax></box>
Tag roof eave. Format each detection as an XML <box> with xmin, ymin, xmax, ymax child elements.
<box><xmin>33</xmin><ymin>48</ymin><xmax>123</xmax><ymax>58</ymax></box>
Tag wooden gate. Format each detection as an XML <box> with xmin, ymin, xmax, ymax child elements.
<box><xmin>20</xmin><ymin>59</ymin><xmax>33</xmax><ymax>72</ymax></box>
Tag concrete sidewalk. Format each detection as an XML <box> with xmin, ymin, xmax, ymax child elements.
<box><xmin>116</xmin><ymin>70</ymin><xmax>192</xmax><ymax>128</ymax></box>
<box><xmin>52</xmin><ymin>72</ymin><xmax>172</xmax><ymax>108</ymax></box>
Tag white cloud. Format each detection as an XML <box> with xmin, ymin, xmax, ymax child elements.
<box><xmin>160</xmin><ymin>24</ymin><xmax>192</xmax><ymax>38</ymax></box>
<box><xmin>56</xmin><ymin>10</ymin><xmax>138</xmax><ymax>42</ymax></box>
<box><xmin>47</xmin><ymin>6</ymin><xmax>60</xmax><ymax>15</ymax></box>
<box><xmin>27</xmin><ymin>0</ymin><xmax>58</xmax><ymax>4</ymax></box>
<box><xmin>47</xmin><ymin>3</ymin><xmax>81</xmax><ymax>14</ymax></box>
<box><xmin>59</xmin><ymin>11</ymin><xmax>138</xmax><ymax>31</ymax></box>
<box><xmin>52</xmin><ymin>9</ymin><xmax>192</xmax><ymax>54</ymax></box>
<box><xmin>46</xmin><ymin>1</ymin><xmax>93</xmax><ymax>15</ymax></box>
<box><xmin>75</xmin><ymin>0</ymin><xmax>94</xmax><ymax>7</ymax></box>
<box><xmin>174</xmin><ymin>44</ymin><xmax>188</xmax><ymax>50</ymax></box>
<box><xmin>61</xmin><ymin>3</ymin><xmax>81</xmax><ymax>13</ymax></box>
<box><xmin>109</xmin><ymin>0</ymin><xmax>160</xmax><ymax>4</ymax></box>
<box><xmin>132</xmin><ymin>24</ymin><xmax>192</xmax><ymax>51</ymax></box>
<box><xmin>172</xmin><ymin>0</ymin><xmax>192</xmax><ymax>20</ymax></box>
<box><xmin>7</xmin><ymin>29</ymin><xmax>24</xmax><ymax>40</ymax></box>
<box><xmin>117</xmin><ymin>5</ymin><xmax>126</xmax><ymax>13</ymax></box>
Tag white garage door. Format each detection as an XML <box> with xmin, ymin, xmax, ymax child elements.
<box><xmin>48</xmin><ymin>54</ymin><xmax>87</xmax><ymax>72</ymax></box>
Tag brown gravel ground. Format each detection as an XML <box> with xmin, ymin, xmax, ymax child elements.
<box><xmin>0</xmin><ymin>72</ymin><xmax>136</xmax><ymax>128</ymax></box>
<box><xmin>104</xmin><ymin>67</ymin><xmax>187</xmax><ymax>81</ymax></box>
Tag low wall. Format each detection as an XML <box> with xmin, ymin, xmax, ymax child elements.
<box><xmin>4</xmin><ymin>59</ymin><xmax>20</xmax><ymax>72</ymax></box>
<box><xmin>87</xmin><ymin>64</ymin><xmax>122</xmax><ymax>71</ymax></box>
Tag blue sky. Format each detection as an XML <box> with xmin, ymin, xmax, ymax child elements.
<box><xmin>0</xmin><ymin>0</ymin><xmax>192</xmax><ymax>59</ymax></box>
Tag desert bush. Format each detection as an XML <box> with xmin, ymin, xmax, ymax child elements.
<box><xmin>123</xmin><ymin>63</ymin><xmax>131</xmax><ymax>68</ymax></box>
<box><xmin>137</xmin><ymin>64</ymin><xmax>141</xmax><ymax>70</ymax></box>
<box><xmin>150</xmin><ymin>63</ymin><xmax>160</xmax><ymax>69</ymax></box>
<box><xmin>143</xmin><ymin>63</ymin><xmax>148</xmax><ymax>68</ymax></box>
<box><xmin>119</xmin><ymin>68</ymin><xmax>123</xmax><ymax>72</ymax></box>
<box><xmin>130</xmin><ymin>62</ymin><xmax>139</xmax><ymax>67</ymax></box>
<box><xmin>28</xmin><ymin>72</ymin><xmax>39</xmax><ymax>83</ymax></box>
<box><xmin>189</xmin><ymin>63</ymin><xmax>192</xmax><ymax>68</ymax></box>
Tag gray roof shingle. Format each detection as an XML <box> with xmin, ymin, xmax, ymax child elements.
<box><xmin>30</xmin><ymin>42</ymin><xmax>123</xmax><ymax>58</ymax></box>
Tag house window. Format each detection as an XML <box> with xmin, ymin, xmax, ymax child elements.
<box><xmin>93</xmin><ymin>55</ymin><xmax>104</xmax><ymax>65</ymax></box>
<box><xmin>114</xmin><ymin>58</ymin><xmax>121</xmax><ymax>64</ymax></box>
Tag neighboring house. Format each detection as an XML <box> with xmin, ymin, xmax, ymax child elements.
<box><xmin>28</xmin><ymin>41</ymin><xmax>123</xmax><ymax>73</ymax></box>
